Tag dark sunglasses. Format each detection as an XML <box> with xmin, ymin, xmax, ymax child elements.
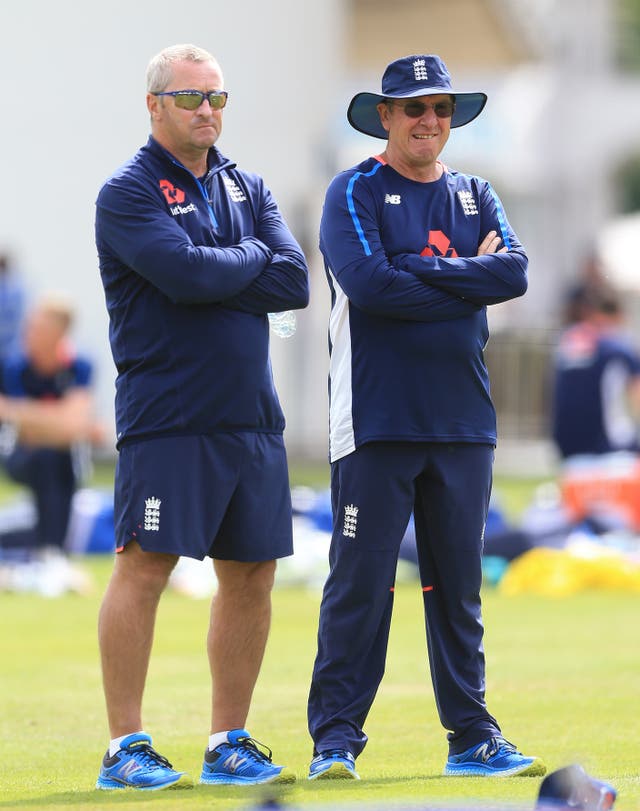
<box><xmin>390</xmin><ymin>99</ymin><xmax>455</xmax><ymax>119</ymax></box>
<box><xmin>153</xmin><ymin>89</ymin><xmax>229</xmax><ymax>111</ymax></box>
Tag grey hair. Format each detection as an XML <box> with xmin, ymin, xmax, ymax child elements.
<box><xmin>146</xmin><ymin>44</ymin><xmax>221</xmax><ymax>93</ymax></box>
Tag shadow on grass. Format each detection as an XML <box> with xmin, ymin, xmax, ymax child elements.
<box><xmin>0</xmin><ymin>776</ymin><xmax>452</xmax><ymax>810</ymax></box>
<box><xmin>0</xmin><ymin>775</ymin><xmax>546</xmax><ymax>809</ymax></box>
<box><xmin>0</xmin><ymin>783</ymin><xmax>296</xmax><ymax>809</ymax></box>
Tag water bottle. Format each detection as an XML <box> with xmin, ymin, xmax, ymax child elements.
<box><xmin>268</xmin><ymin>310</ymin><xmax>297</xmax><ymax>338</ymax></box>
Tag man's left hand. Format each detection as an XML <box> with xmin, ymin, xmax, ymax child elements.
<box><xmin>477</xmin><ymin>231</ymin><xmax>508</xmax><ymax>256</ymax></box>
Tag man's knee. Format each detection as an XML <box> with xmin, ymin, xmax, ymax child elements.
<box><xmin>113</xmin><ymin>540</ymin><xmax>179</xmax><ymax>592</ymax></box>
<box><xmin>214</xmin><ymin>558</ymin><xmax>277</xmax><ymax>597</ymax></box>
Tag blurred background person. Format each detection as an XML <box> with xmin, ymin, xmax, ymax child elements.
<box><xmin>551</xmin><ymin>285</ymin><xmax>640</xmax><ymax>461</ymax></box>
<box><xmin>559</xmin><ymin>251</ymin><xmax>609</xmax><ymax>328</ymax></box>
<box><xmin>0</xmin><ymin>251</ymin><xmax>26</xmax><ymax>375</ymax></box>
<box><xmin>0</xmin><ymin>295</ymin><xmax>105</xmax><ymax>577</ymax></box>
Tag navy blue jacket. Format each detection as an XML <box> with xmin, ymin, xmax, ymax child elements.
<box><xmin>95</xmin><ymin>137</ymin><xmax>309</xmax><ymax>447</ymax></box>
<box><xmin>319</xmin><ymin>156</ymin><xmax>527</xmax><ymax>461</ymax></box>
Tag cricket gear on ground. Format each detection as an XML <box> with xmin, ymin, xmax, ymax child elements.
<box><xmin>444</xmin><ymin>736</ymin><xmax>546</xmax><ymax>777</ymax></box>
<box><xmin>96</xmin><ymin>137</ymin><xmax>308</xmax><ymax>451</ymax></box>
<box><xmin>537</xmin><ymin>764</ymin><xmax>616</xmax><ymax>810</ymax></box>
<box><xmin>96</xmin><ymin>732</ymin><xmax>193</xmax><ymax>790</ymax></box>
<box><xmin>348</xmin><ymin>54</ymin><xmax>487</xmax><ymax>138</ymax></box>
<box><xmin>199</xmin><ymin>728</ymin><xmax>295</xmax><ymax>785</ymax></box>
<box><xmin>308</xmin><ymin>442</ymin><xmax>499</xmax><ymax>759</ymax></box>
<box><xmin>308</xmin><ymin>750</ymin><xmax>360</xmax><ymax>780</ymax></box>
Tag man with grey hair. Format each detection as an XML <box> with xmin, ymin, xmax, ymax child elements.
<box><xmin>94</xmin><ymin>43</ymin><xmax>308</xmax><ymax>791</ymax></box>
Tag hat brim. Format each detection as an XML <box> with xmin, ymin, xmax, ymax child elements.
<box><xmin>347</xmin><ymin>90</ymin><xmax>487</xmax><ymax>139</ymax></box>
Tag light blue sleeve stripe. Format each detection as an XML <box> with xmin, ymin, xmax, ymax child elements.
<box><xmin>487</xmin><ymin>183</ymin><xmax>512</xmax><ymax>250</ymax></box>
<box><xmin>345</xmin><ymin>162</ymin><xmax>383</xmax><ymax>257</ymax></box>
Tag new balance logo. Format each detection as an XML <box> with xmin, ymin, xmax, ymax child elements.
<box><xmin>413</xmin><ymin>58</ymin><xmax>428</xmax><ymax>81</ymax></box>
<box><xmin>385</xmin><ymin>193</ymin><xmax>401</xmax><ymax>205</ymax></box>
<box><xmin>343</xmin><ymin>504</ymin><xmax>359</xmax><ymax>539</ymax></box>
<box><xmin>222</xmin><ymin>752</ymin><xmax>247</xmax><ymax>773</ymax></box>
<box><xmin>144</xmin><ymin>497</ymin><xmax>161</xmax><ymax>532</ymax></box>
<box><xmin>223</xmin><ymin>176</ymin><xmax>247</xmax><ymax>202</ymax></box>
<box><xmin>457</xmin><ymin>190</ymin><xmax>479</xmax><ymax>216</ymax></box>
<box><xmin>473</xmin><ymin>742</ymin><xmax>492</xmax><ymax>763</ymax></box>
<box><xmin>118</xmin><ymin>758</ymin><xmax>142</xmax><ymax>779</ymax></box>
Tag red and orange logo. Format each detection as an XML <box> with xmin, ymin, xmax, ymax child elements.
<box><xmin>420</xmin><ymin>230</ymin><xmax>458</xmax><ymax>258</ymax></box>
<box><xmin>159</xmin><ymin>179</ymin><xmax>186</xmax><ymax>205</ymax></box>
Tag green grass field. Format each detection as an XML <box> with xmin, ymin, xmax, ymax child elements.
<box><xmin>1</xmin><ymin>467</ymin><xmax>639</xmax><ymax>810</ymax></box>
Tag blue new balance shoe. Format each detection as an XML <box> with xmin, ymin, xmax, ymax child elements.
<box><xmin>308</xmin><ymin>749</ymin><xmax>360</xmax><ymax>780</ymax></box>
<box><xmin>444</xmin><ymin>736</ymin><xmax>546</xmax><ymax>777</ymax></box>
<box><xmin>200</xmin><ymin>729</ymin><xmax>295</xmax><ymax>785</ymax></box>
<box><xmin>96</xmin><ymin>733</ymin><xmax>193</xmax><ymax>790</ymax></box>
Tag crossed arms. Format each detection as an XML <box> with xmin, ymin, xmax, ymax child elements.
<box><xmin>321</xmin><ymin>175</ymin><xmax>527</xmax><ymax>322</ymax></box>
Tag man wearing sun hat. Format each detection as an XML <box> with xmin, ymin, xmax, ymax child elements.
<box><xmin>307</xmin><ymin>54</ymin><xmax>546</xmax><ymax>781</ymax></box>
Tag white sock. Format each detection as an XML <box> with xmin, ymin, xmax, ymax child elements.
<box><xmin>109</xmin><ymin>731</ymin><xmax>146</xmax><ymax>757</ymax></box>
<box><xmin>208</xmin><ymin>730</ymin><xmax>230</xmax><ymax>751</ymax></box>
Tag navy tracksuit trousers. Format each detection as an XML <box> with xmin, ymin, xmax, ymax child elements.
<box><xmin>307</xmin><ymin>442</ymin><xmax>501</xmax><ymax>758</ymax></box>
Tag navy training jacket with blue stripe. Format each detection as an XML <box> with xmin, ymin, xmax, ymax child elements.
<box><xmin>95</xmin><ymin>137</ymin><xmax>309</xmax><ymax>448</ymax></box>
<box><xmin>320</xmin><ymin>155</ymin><xmax>527</xmax><ymax>462</ymax></box>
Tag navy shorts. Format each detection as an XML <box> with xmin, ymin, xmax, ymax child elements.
<box><xmin>114</xmin><ymin>432</ymin><xmax>293</xmax><ymax>561</ymax></box>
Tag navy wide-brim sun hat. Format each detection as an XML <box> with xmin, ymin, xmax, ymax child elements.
<box><xmin>347</xmin><ymin>54</ymin><xmax>487</xmax><ymax>139</ymax></box>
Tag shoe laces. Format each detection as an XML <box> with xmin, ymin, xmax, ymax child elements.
<box><xmin>230</xmin><ymin>735</ymin><xmax>273</xmax><ymax>764</ymax></box>
<box><xmin>315</xmin><ymin>748</ymin><xmax>351</xmax><ymax>761</ymax></box>
<box><xmin>126</xmin><ymin>743</ymin><xmax>173</xmax><ymax>770</ymax></box>
<box><xmin>479</xmin><ymin>736</ymin><xmax>517</xmax><ymax>761</ymax></box>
